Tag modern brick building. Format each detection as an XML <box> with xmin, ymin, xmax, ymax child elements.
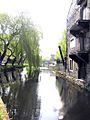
<box><xmin>67</xmin><ymin>0</ymin><xmax>90</xmax><ymax>81</ymax></box>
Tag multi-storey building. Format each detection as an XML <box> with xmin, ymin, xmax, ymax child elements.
<box><xmin>67</xmin><ymin>0</ymin><xmax>90</xmax><ymax>81</ymax></box>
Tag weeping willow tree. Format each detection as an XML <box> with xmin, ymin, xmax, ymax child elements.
<box><xmin>0</xmin><ymin>13</ymin><xmax>42</xmax><ymax>76</ymax></box>
<box><xmin>18</xmin><ymin>15</ymin><xmax>42</xmax><ymax>76</ymax></box>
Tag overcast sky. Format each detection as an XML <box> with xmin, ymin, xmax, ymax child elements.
<box><xmin>0</xmin><ymin>0</ymin><xmax>72</xmax><ymax>58</ymax></box>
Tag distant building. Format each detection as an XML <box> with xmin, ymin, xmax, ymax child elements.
<box><xmin>50</xmin><ymin>54</ymin><xmax>55</xmax><ymax>61</ymax></box>
<box><xmin>67</xmin><ymin>0</ymin><xmax>90</xmax><ymax>81</ymax></box>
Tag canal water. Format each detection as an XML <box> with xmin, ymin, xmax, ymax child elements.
<box><xmin>0</xmin><ymin>68</ymin><xmax>63</xmax><ymax>120</ymax></box>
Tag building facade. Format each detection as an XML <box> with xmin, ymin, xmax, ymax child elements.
<box><xmin>67</xmin><ymin>0</ymin><xmax>90</xmax><ymax>81</ymax></box>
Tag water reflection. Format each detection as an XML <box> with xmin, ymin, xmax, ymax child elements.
<box><xmin>38</xmin><ymin>70</ymin><xmax>63</xmax><ymax>120</ymax></box>
<box><xmin>20</xmin><ymin>67</ymin><xmax>28</xmax><ymax>82</ymax></box>
<box><xmin>0</xmin><ymin>69</ymin><xmax>41</xmax><ymax>120</ymax></box>
<box><xmin>15</xmin><ymin>81</ymin><xmax>40</xmax><ymax>120</ymax></box>
<box><xmin>2</xmin><ymin>68</ymin><xmax>90</xmax><ymax>120</ymax></box>
<box><xmin>0</xmin><ymin>68</ymin><xmax>64</xmax><ymax>120</ymax></box>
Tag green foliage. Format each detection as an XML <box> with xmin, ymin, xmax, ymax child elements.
<box><xmin>55</xmin><ymin>30</ymin><xmax>66</xmax><ymax>60</ymax></box>
<box><xmin>19</xmin><ymin>19</ymin><xmax>41</xmax><ymax>74</ymax></box>
<box><xmin>0</xmin><ymin>111</ymin><xmax>3</xmax><ymax>120</ymax></box>
<box><xmin>0</xmin><ymin>13</ymin><xmax>42</xmax><ymax>75</ymax></box>
<box><xmin>54</xmin><ymin>50</ymin><xmax>60</xmax><ymax>59</ymax></box>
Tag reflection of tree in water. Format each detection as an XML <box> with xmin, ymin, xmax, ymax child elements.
<box><xmin>15</xmin><ymin>80</ymin><xmax>41</xmax><ymax>120</ymax></box>
<box><xmin>0</xmin><ymin>70</ymin><xmax>41</xmax><ymax>120</ymax></box>
<box><xmin>1</xmin><ymin>70</ymin><xmax>22</xmax><ymax>119</ymax></box>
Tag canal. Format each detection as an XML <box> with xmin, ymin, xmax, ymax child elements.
<box><xmin>0</xmin><ymin>68</ymin><xmax>63</xmax><ymax>120</ymax></box>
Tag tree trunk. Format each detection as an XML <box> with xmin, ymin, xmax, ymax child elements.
<box><xmin>5</xmin><ymin>48</ymin><xmax>14</xmax><ymax>66</ymax></box>
<box><xmin>12</xmin><ymin>57</ymin><xmax>17</xmax><ymax>66</ymax></box>
<box><xmin>0</xmin><ymin>42</ymin><xmax>9</xmax><ymax>64</ymax></box>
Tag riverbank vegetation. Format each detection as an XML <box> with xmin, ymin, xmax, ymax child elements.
<box><xmin>55</xmin><ymin>30</ymin><xmax>66</xmax><ymax>60</ymax></box>
<box><xmin>0</xmin><ymin>13</ymin><xmax>42</xmax><ymax>77</ymax></box>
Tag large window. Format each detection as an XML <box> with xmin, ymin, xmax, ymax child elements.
<box><xmin>83</xmin><ymin>7</ymin><xmax>90</xmax><ymax>20</ymax></box>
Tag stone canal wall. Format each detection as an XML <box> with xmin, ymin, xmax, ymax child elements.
<box><xmin>56</xmin><ymin>71</ymin><xmax>90</xmax><ymax>120</ymax></box>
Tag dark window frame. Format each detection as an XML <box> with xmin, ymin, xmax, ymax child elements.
<box><xmin>70</xmin><ymin>59</ymin><xmax>73</xmax><ymax>70</ymax></box>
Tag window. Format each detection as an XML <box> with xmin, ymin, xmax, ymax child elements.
<box><xmin>70</xmin><ymin>38</ymin><xmax>75</xmax><ymax>48</ymax></box>
<box><xmin>83</xmin><ymin>7</ymin><xmax>90</xmax><ymax>20</ymax></box>
<box><xmin>87</xmin><ymin>0</ymin><xmax>90</xmax><ymax>8</ymax></box>
<box><xmin>70</xmin><ymin>59</ymin><xmax>73</xmax><ymax>70</ymax></box>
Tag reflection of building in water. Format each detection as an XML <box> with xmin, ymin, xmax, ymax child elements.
<box><xmin>67</xmin><ymin>0</ymin><xmax>90</xmax><ymax>81</ymax></box>
<box><xmin>57</xmin><ymin>76</ymin><xmax>90</xmax><ymax>120</ymax></box>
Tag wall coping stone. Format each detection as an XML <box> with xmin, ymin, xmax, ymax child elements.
<box><xmin>52</xmin><ymin>67</ymin><xmax>90</xmax><ymax>92</ymax></box>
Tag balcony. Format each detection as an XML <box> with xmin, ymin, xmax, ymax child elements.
<box><xmin>70</xmin><ymin>20</ymin><xmax>90</xmax><ymax>37</ymax></box>
<box><xmin>69</xmin><ymin>35</ymin><xmax>90</xmax><ymax>60</ymax></box>
<box><xmin>70</xmin><ymin>38</ymin><xmax>80</xmax><ymax>53</ymax></box>
<box><xmin>78</xmin><ymin>20</ymin><xmax>90</xmax><ymax>29</ymax></box>
<box><xmin>77</xmin><ymin>0</ymin><xmax>85</xmax><ymax>5</ymax></box>
<box><xmin>69</xmin><ymin>51</ymin><xmax>88</xmax><ymax>63</ymax></box>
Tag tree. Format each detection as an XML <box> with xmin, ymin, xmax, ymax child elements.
<box><xmin>0</xmin><ymin>13</ymin><xmax>21</xmax><ymax>64</ymax></box>
<box><xmin>55</xmin><ymin>30</ymin><xmax>66</xmax><ymax>60</ymax></box>
<box><xmin>0</xmin><ymin>13</ymin><xmax>42</xmax><ymax>75</ymax></box>
<box><xmin>19</xmin><ymin>17</ymin><xmax>42</xmax><ymax>75</ymax></box>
